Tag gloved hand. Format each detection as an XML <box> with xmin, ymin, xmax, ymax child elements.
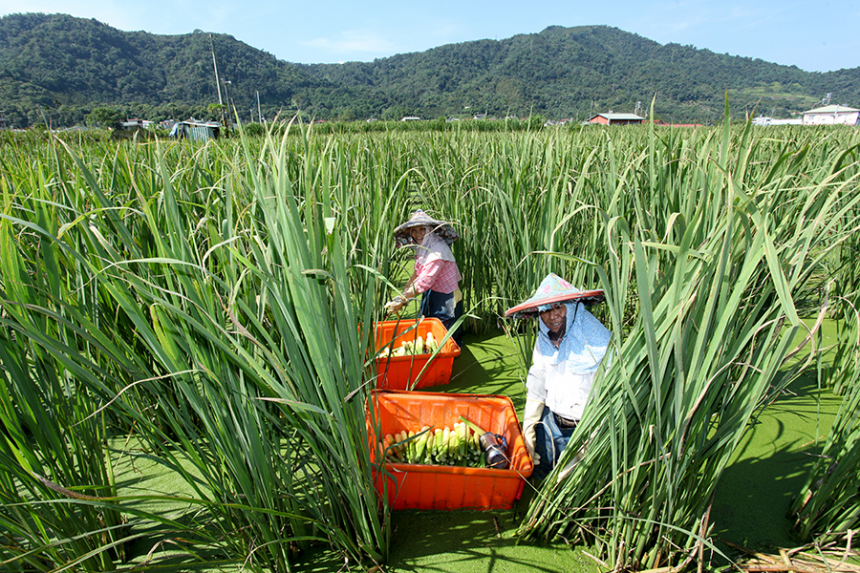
<box><xmin>522</xmin><ymin>398</ymin><xmax>544</xmax><ymax>466</ymax></box>
<box><xmin>557</xmin><ymin>448</ymin><xmax>585</xmax><ymax>483</ymax></box>
<box><xmin>384</xmin><ymin>295</ymin><xmax>408</xmax><ymax>314</ymax></box>
<box><xmin>558</xmin><ymin>428</ymin><xmax>595</xmax><ymax>483</ymax></box>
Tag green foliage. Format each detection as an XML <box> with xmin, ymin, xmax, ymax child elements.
<box><xmin>303</xmin><ymin>25</ymin><xmax>858</xmax><ymax>122</ymax></box>
<box><xmin>0</xmin><ymin>13</ymin><xmax>320</xmax><ymax>127</ymax></box>
<box><xmin>0</xmin><ymin>128</ymin><xmax>395</xmax><ymax>571</ymax></box>
<box><xmin>791</xmin><ymin>330</ymin><xmax>860</xmax><ymax>542</ymax></box>
<box><xmin>790</xmin><ymin>188</ymin><xmax>860</xmax><ymax>543</ymax></box>
<box><xmin>511</xmin><ymin>119</ymin><xmax>860</xmax><ymax>569</ymax></box>
<box><xmin>85</xmin><ymin>106</ymin><xmax>123</xmax><ymax>128</ymax></box>
<box><xmin>0</xmin><ymin>125</ymin><xmax>859</xmax><ymax>571</ymax></box>
<box><xmin>307</xmin><ymin>115</ymin><xmax>546</xmax><ymax>134</ymax></box>
<box><xmin>1</xmin><ymin>15</ymin><xmax>858</xmax><ymax>127</ymax></box>
<box><xmin>242</xmin><ymin>121</ymin><xmax>265</xmax><ymax>136</ymax></box>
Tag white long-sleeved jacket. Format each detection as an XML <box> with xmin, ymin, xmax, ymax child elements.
<box><xmin>525</xmin><ymin>302</ymin><xmax>611</xmax><ymax>420</ymax></box>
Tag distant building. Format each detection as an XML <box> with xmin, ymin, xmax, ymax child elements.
<box><xmin>802</xmin><ymin>105</ymin><xmax>860</xmax><ymax>126</ymax></box>
<box><xmin>588</xmin><ymin>112</ymin><xmax>645</xmax><ymax>126</ymax></box>
<box><xmin>752</xmin><ymin>116</ymin><xmax>803</xmax><ymax>126</ymax></box>
<box><xmin>121</xmin><ymin>119</ymin><xmax>156</xmax><ymax>129</ymax></box>
<box><xmin>401</xmin><ymin>116</ymin><xmax>422</xmax><ymax>121</ymax></box>
<box><xmin>169</xmin><ymin>120</ymin><xmax>221</xmax><ymax>141</ymax></box>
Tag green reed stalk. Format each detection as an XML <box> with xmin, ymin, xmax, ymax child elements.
<box><xmin>0</xmin><ymin>125</ymin><xmax>393</xmax><ymax>571</ymax></box>
<box><xmin>0</xmin><ymin>140</ymin><xmax>139</xmax><ymax>571</ymax></box>
<box><xmin>790</xmin><ymin>175</ymin><xmax>860</xmax><ymax>541</ymax></box>
<box><xmin>2</xmin><ymin>121</ymin><xmax>860</xmax><ymax>571</ymax></box>
<box><xmin>0</xmin><ymin>191</ymin><xmax>216</xmax><ymax>572</ymax></box>
<box><xmin>790</xmin><ymin>301</ymin><xmax>860</xmax><ymax>542</ymax></box>
<box><xmin>517</xmin><ymin>106</ymin><xmax>860</xmax><ymax>569</ymax></box>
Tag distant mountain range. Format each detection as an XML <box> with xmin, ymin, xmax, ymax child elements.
<box><xmin>0</xmin><ymin>12</ymin><xmax>857</xmax><ymax>127</ymax></box>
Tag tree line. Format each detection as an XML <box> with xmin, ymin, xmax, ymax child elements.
<box><xmin>0</xmin><ymin>14</ymin><xmax>857</xmax><ymax>128</ymax></box>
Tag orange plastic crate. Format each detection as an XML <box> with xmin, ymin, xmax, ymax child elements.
<box><xmin>373</xmin><ymin>318</ymin><xmax>460</xmax><ymax>390</ymax></box>
<box><xmin>369</xmin><ymin>390</ymin><xmax>533</xmax><ymax>510</ymax></box>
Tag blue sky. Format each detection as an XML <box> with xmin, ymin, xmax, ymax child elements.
<box><xmin>2</xmin><ymin>0</ymin><xmax>857</xmax><ymax>73</ymax></box>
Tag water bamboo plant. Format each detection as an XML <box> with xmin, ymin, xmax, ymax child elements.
<box><xmin>516</xmin><ymin>105</ymin><xmax>860</xmax><ymax>569</ymax></box>
<box><xmin>1</xmin><ymin>115</ymin><xmax>859</xmax><ymax>572</ymax></box>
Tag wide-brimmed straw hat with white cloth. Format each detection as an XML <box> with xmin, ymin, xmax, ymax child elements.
<box><xmin>504</xmin><ymin>273</ymin><xmax>605</xmax><ymax>319</ymax></box>
<box><xmin>393</xmin><ymin>209</ymin><xmax>459</xmax><ymax>247</ymax></box>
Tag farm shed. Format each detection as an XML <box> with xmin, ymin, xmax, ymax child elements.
<box><xmin>802</xmin><ymin>105</ymin><xmax>860</xmax><ymax>126</ymax></box>
<box><xmin>588</xmin><ymin>113</ymin><xmax>645</xmax><ymax>125</ymax></box>
<box><xmin>169</xmin><ymin>120</ymin><xmax>222</xmax><ymax>141</ymax></box>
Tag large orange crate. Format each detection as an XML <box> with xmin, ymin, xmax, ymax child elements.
<box><xmin>369</xmin><ymin>390</ymin><xmax>533</xmax><ymax>510</ymax></box>
<box><xmin>373</xmin><ymin>318</ymin><xmax>460</xmax><ymax>390</ymax></box>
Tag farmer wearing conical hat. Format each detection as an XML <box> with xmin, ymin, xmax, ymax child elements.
<box><xmin>385</xmin><ymin>210</ymin><xmax>464</xmax><ymax>344</ymax></box>
<box><xmin>505</xmin><ymin>273</ymin><xmax>611</xmax><ymax>480</ymax></box>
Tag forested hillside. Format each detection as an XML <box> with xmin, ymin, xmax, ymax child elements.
<box><xmin>0</xmin><ymin>13</ymin><xmax>857</xmax><ymax>127</ymax></box>
<box><xmin>303</xmin><ymin>25</ymin><xmax>860</xmax><ymax>122</ymax></box>
<box><xmin>0</xmin><ymin>13</ymin><xmax>327</xmax><ymax>127</ymax></box>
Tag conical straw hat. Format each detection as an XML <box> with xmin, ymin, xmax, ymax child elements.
<box><xmin>505</xmin><ymin>273</ymin><xmax>605</xmax><ymax>319</ymax></box>
<box><xmin>393</xmin><ymin>209</ymin><xmax>459</xmax><ymax>247</ymax></box>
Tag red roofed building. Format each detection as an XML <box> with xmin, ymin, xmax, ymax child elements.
<box><xmin>588</xmin><ymin>112</ymin><xmax>645</xmax><ymax>125</ymax></box>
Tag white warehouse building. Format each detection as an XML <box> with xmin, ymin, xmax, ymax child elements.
<box><xmin>802</xmin><ymin>105</ymin><xmax>860</xmax><ymax>126</ymax></box>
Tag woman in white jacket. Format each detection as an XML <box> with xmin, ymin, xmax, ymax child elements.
<box><xmin>505</xmin><ymin>273</ymin><xmax>611</xmax><ymax>480</ymax></box>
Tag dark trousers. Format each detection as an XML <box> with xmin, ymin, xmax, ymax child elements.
<box><xmin>532</xmin><ymin>407</ymin><xmax>576</xmax><ymax>481</ymax></box>
<box><xmin>420</xmin><ymin>289</ymin><xmax>464</xmax><ymax>347</ymax></box>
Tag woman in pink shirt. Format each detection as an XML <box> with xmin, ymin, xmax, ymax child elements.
<box><xmin>385</xmin><ymin>210</ymin><xmax>464</xmax><ymax>345</ymax></box>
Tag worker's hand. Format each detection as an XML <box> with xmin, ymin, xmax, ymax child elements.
<box><xmin>384</xmin><ymin>295</ymin><xmax>407</xmax><ymax>314</ymax></box>
<box><xmin>523</xmin><ymin>399</ymin><xmax>544</xmax><ymax>466</ymax></box>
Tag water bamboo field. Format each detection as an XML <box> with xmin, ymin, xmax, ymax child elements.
<box><xmin>1</xmin><ymin>114</ymin><xmax>859</xmax><ymax>572</ymax></box>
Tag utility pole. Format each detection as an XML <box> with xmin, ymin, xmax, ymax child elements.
<box><xmin>209</xmin><ymin>35</ymin><xmax>223</xmax><ymax>107</ymax></box>
<box><xmin>209</xmin><ymin>34</ymin><xmax>229</xmax><ymax>133</ymax></box>
<box><xmin>221</xmin><ymin>80</ymin><xmax>231</xmax><ymax>107</ymax></box>
<box><xmin>256</xmin><ymin>91</ymin><xmax>262</xmax><ymax>123</ymax></box>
